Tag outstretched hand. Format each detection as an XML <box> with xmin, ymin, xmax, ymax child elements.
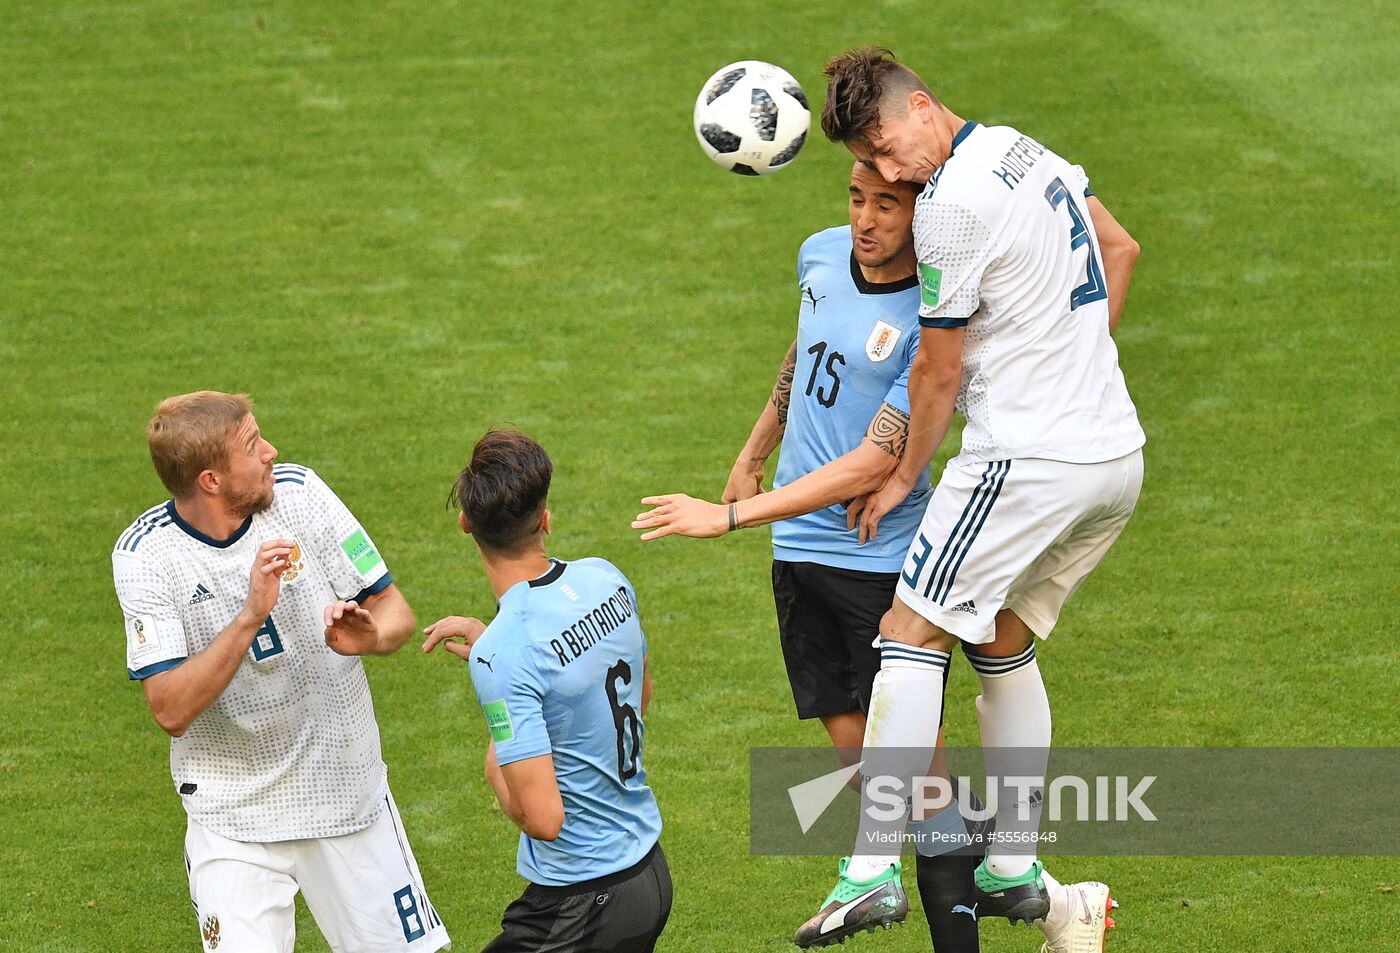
<box><xmin>422</xmin><ymin>616</ymin><xmax>487</xmax><ymax>661</ymax></box>
<box><xmin>324</xmin><ymin>600</ymin><xmax>381</xmax><ymax>656</ymax></box>
<box><xmin>632</xmin><ymin>494</ymin><xmax>729</xmax><ymax>541</ymax></box>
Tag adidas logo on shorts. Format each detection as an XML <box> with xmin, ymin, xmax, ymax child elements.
<box><xmin>950</xmin><ymin>599</ymin><xmax>978</xmax><ymax>615</ymax></box>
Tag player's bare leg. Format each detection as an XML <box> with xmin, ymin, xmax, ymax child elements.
<box><xmin>821</xmin><ymin>711</ymin><xmax>867</xmax><ymax>790</ymax></box>
<box><xmin>793</xmin><ymin>600</ymin><xmax>952</xmax><ymax>947</ymax></box>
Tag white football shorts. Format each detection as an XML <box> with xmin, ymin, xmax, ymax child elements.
<box><xmin>184</xmin><ymin>788</ymin><xmax>450</xmax><ymax>953</ymax></box>
<box><xmin>895</xmin><ymin>449</ymin><xmax>1143</xmax><ymax>643</ymax></box>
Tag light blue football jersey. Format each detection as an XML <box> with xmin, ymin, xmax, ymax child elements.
<box><xmin>771</xmin><ymin>226</ymin><xmax>932</xmax><ymax>572</ymax></box>
<box><xmin>468</xmin><ymin>557</ymin><xmax>661</xmax><ymax>887</ymax></box>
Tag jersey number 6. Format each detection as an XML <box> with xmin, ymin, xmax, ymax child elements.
<box><xmin>1044</xmin><ymin>177</ymin><xmax>1108</xmax><ymax>311</ymax></box>
<box><xmin>605</xmin><ymin>659</ymin><xmax>642</xmax><ymax>782</ymax></box>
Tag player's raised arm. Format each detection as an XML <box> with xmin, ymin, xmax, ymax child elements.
<box><xmin>1086</xmin><ymin>196</ymin><xmax>1140</xmax><ymax>333</ymax></box>
<box><xmin>141</xmin><ymin>538</ymin><xmax>294</xmax><ymax>736</ymax></box>
<box><xmin>722</xmin><ymin>339</ymin><xmax>796</xmax><ymax>503</ymax></box>
<box><xmin>633</xmin><ymin>400</ymin><xmax>908</xmax><ymax>540</ymax></box>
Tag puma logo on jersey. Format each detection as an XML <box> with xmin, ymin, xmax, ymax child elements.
<box><xmin>803</xmin><ymin>286</ymin><xmax>826</xmax><ymax>311</ymax></box>
<box><xmin>477</xmin><ymin>654</ymin><xmax>496</xmax><ymax>672</ymax></box>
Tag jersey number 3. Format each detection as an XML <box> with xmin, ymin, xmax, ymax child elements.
<box><xmin>605</xmin><ymin>659</ymin><xmax>642</xmax><ymax>782</ymax></box>
<box><xmin>1044</xmin><ymin>177</ymin><xmax>1107</xmax><ymax>311</ymax></box>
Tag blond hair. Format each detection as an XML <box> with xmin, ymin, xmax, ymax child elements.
<box><xmin>147</xmin><ymin>391</ymin><xmax>252</xmax><ymax>496</ymax></box>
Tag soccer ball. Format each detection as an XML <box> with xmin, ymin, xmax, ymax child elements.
<box><xmin>693</xmin><ymin>61</ymin><xmax>810</xmax><ymax>175</ymax></box>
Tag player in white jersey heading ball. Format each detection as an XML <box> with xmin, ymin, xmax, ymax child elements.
<box><xmin>790</xmin><ymin>48</ymin><xmax>1144</xmax><ymax>951</ymax></box>
<box><xmin>112</xmin><ymin>391</ymin><xmax>449</xmax><ymax>953</ymax></box>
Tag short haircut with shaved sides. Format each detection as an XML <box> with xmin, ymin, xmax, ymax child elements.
<box><xmin>147</xmin><ymin>391</ymin><xmax>253</xmax><ymax>497</ymax></box>
<box><xmin>821</xmin><ymin>47</ymin><xmax>935</xmax><ymax>146</ymax></box>
<box><xmin>450</xmin><ymin>429</ymin><xmax>553</xmax><ymax>554</ymax></box>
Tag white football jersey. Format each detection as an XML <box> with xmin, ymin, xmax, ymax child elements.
<box><xmin>112</xmin><ymin>464</ymin><xmax>392</xmax><ymax>843</ymax></box>
<box><xmin>915</xmin><ymin>121</ymin><xmax>1145</xmax><ymax>464</ymax></box>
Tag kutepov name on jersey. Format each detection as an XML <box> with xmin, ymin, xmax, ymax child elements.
<box><xmin>549</xmin><ymin>586</ymin><xmax>636</xmax><ymax>666</ymax></box>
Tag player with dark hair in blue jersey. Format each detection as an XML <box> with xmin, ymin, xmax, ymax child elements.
<box><xmin>424</xmin><ymin>429</ymin><xmax>669</xmax><ymax>953</ymax></box>
<box><xmin>633</xmin><ymin>162</ymin><xmax>983</xmax><ymax>952</ymax></box>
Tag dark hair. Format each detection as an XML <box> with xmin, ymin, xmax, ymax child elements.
<box><xmin>450</xmin><ymin>429</ymin><xmax>553</xmax><ymax>553</ymax></box>
<box><xmin>821</xmin><ymin>47</ymin><xmax>934</xmax><ymax>145</ymax></box>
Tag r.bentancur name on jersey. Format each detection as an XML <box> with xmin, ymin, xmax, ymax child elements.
<box><xmin>549</xmin><ymin>584</ymin><xmax>636</xmax><ymax>667</ymax></box>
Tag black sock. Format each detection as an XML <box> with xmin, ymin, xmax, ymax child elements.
<box><xmin>915</xmin><ymin>850</ymin><xmax>981</xmax><ymax>953</ymax></box>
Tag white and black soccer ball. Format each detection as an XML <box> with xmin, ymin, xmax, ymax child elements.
<box><xmin>693</xmin><ymin>60</ymin><xmax>810</xmax><ymax>175</ymax></box>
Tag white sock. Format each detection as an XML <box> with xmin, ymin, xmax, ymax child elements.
<box><xmin>847</xmin><ymin>640</ymin><xmax>950</xmax><ymax>882</ymax></box>
<box><xmin>965</xmin><ymin>642</ymin><xmax>1050</xmax><ymax>879</ymax></box>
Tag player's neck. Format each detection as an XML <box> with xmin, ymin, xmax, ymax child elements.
<box><xmin>480</xmin><ymin>549</ymin><xmax>556</xmax><ymax>600</ymax></box>
<box><xmin>171</xmin><ymin>495</ymin><xmax>247</xmax><ymax>542</ymax></box>
<box><xmin>858</xmin><ymin>252</ymin><xmax>917</xmax><ymax>285</ymax></box>
<box><xmin>929</xmin><ymin>109</ymin><xmax>966</xmax><ymax>170</ymax></box>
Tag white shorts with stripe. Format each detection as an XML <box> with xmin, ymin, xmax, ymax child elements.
<box><xmin>184</xmin><ymin>788</ymin><xmax>450</xmax><ymax>953</ymax></box>
<box><xmin>895</xmin><ymin>450</ymin><xmax>1143</xmax><ymax>644</ymax></box>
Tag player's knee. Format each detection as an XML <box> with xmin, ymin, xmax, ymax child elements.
<box><xmin>879</xmin><ymin>604</ymin><xmax>954</xmax><ymax>652</ymax></box>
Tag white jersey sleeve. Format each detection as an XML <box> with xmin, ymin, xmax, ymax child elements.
<box><xmin>290</xmin><ymin>466</ymin><xmax>391</xmax><ymax>602</ymax></box>
<box><xmin>915</xmin><ymin>200</ymin><xmax>996</xmax><ymax>327</ymax></box>
<box><xmin>113</xmin><ymin>545</ymin><xmax>190</xmax><ymax>680</ymax></box>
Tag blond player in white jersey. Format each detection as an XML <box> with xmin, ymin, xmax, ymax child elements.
<box><xmin>112</xmin><ymin>391</ymin><xmax>449</xmax><ymax>953</ymax></box>
<box><xmin>791</xmin><ymin>49</ymin><xmax>1144</xmax><ymax>952</ymax></box>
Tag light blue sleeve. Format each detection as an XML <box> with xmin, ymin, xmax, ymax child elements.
<box><xmin>880</xmin><ymin>330</ymin><xmax>920</xmax><ymax>415</ymax></box>
<box><xmin>469</xmin><ymin>631</ymin><xmax>552</xmax><ymax>766</ymax></box>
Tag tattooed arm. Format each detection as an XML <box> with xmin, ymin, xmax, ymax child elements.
<box><xmin>635</xmin><ymin>401</ymin><xmax>911</xmax><ymax>540</ymax></box>
<box><xmin>722</xmin><ymin>340</ymin><xmax>797</xmax><ymax>503</ymax></box>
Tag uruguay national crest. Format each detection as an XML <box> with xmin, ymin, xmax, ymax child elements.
<box><xmin>865</xmin><ymin>319</ymin><xmax>902</xmax><ymax>363</ymax></box>
<box><xmin>201</xmin><ymin>915</ymin><xmax>221</xmax><ymax>950</ymax></box>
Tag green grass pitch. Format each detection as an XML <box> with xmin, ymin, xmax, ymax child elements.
<box><xmin>2</xmin><ymin>1</ymin><xmax>1396</xmax><ymax>949</ymax></box>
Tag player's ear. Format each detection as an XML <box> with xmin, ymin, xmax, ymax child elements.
<box><xmin>457</xmin><ymin>511</ymin><xmax>471</xmax><ymax>536</ymax></box>
<box><xmin>194</xmin><ymin>468</ymin><xmax>220</xmax><ymax>497</ymax></box>
<box><xmin>909</xmin><ymin>89</ymin><xmax>933</xmax><ymax>121</ymax></box>
<box><xmin>540</xmin><ymin>508</ymin><xmax>551</xmax><ymax>536</ymax></box>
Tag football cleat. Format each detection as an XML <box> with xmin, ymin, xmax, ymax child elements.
<box><xmin>1037</xmin><ymin>881</ymin><xmax>1116</xmax><ymax>953</ymax></box>
<box><xmin>793</xmin><ymin>857</ymin><xmax>908</xmax><ymax>948</ymax></box>
<box><xmin>973</xmin><ymin>859</ymin><xmax>1051</xmax><ymax>924</ymax></box>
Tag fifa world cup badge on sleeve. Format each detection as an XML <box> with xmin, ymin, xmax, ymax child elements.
<box><xmin>918</xmin><ymin>263</ymin><xmax>942</xmax><ymax>309</ymax></box>
<box><xmin>483</xmin><ymin>700</ymin><xmax>514</xmax><ymax>742</ymax></box>
<box><xmin>128</xmin><ymin>615</ymin><xmax>161</xmax><ymax>662</ymax></box>
<box><xmin>339</xmin><ymin>529</ymin><xmax>382</xmax><ymax>575</ymax></box>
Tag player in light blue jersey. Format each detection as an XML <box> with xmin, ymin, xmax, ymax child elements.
<box><xmin>633</xmin><ymin>163</ymin><xmax>983</xmax><ymax>952</ymax></box>
<box><xmin>424</xmin><ymin>429</ymin><xmax>669</xmax><ymax>953</ymax></box>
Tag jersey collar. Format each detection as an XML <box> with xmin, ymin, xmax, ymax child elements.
<box><xmin>165</xmin><ymin>500</ymin><xmax>253</xmax><ymax>549</ymax></box>
<box><xmin>528</xmin><ymin>558</ymin><xmax>567</xmax><ymax>588</ymax></box>
<box><xmin>849</xmin><ymin>251</ymin><xmax>919</xmax><ymax>295</ymax></box>
<box><xmin>950</xmin><ymin>119</ymin><xmax>979</xmax><ymax>154</ymax></box>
